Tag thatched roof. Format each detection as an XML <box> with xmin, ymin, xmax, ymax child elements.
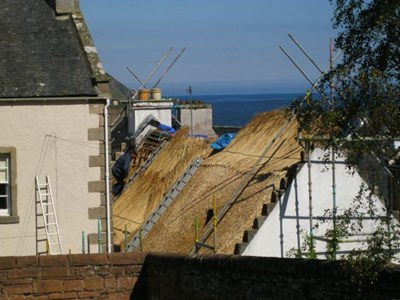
<box><xmin>140</xmin><ymin>110</ymin><xmax>302</xmax><ymax>254</ymax></box>
<box><xmin>112</xmin><ymin>127</ymin><xmax>213</xmax><ymax>248</ymax></box>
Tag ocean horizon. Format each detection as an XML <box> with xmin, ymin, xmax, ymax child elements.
<box><xmin>175</xmin><ymin>92</ymin><xmax>304</xmax><ymax>127</ymax></box>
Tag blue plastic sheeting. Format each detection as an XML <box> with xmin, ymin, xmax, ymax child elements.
<box><xmin>211</xmin><ymin>133</ymin><xmax>237</xmax><ymax>150</ymax></box>
<box><xmin>159</xmin><ymin>123</ymin><xmax>176</xmax><ymax>134</ymax></box>
<box><xmin>191</xmin><ymin>134</ymin><xmax>209</xmax><ymax>139</ymax></box>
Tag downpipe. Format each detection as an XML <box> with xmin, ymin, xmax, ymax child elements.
<box><xmin>104</xmin><ymin>98</ymin><xmax>112</xmax><ymax>253</ymax></box>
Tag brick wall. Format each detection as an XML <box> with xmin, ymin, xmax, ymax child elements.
<box><xmin>1</xmin><ymin>252</ymin><xmax>400</xmax><ymax>299</ymax></box>
<box><xmin>0</xmin><ymin>252</ymin><xmax>145</xmax><ymax>299</ymax></box>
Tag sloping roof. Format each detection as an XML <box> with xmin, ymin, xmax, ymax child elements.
<box><xmin>136</xmin><ymin>110</ymin><xmax>302</xmax><ymax>254</ymax></box>
<box><xmin>107</xmin><ymin>73</ymin><xmax>132</xmax><ymax>100</ymax></box>
<box><xmin>0</xmin><ymin>0</ymin><xmax>97</xmax><ymax>98</ymax></box>
<box><xmin>112</xmin><ymin>127</ymin><xmax>213</xmax><ymax>248</ymax></box>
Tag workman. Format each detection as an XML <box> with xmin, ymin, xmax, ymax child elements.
<box><xmin>112</xmin><ymin>145</ymin><xmax>138</xmax><ymax>197</ymax></box>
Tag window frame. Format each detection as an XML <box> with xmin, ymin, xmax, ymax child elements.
<box><xmin>0</xmin><ymin>153</ymin><xmax>10</xmax><ymax>215</ymax></box>
<box><xmin>0</xmin><ymin>147</ymin><xmax>19</xmax><ymax>224</ymax></box>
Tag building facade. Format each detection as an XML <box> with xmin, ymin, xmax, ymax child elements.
<box><xmin>0</xmin><ymin>0</ymin><xmax>111</xmax><ymax>255</ymax></box>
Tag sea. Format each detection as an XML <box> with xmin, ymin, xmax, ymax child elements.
<box><xmin>176</xmin><ymin>93</ymin><xmax>304</xmax><ymax>127</ymax></box>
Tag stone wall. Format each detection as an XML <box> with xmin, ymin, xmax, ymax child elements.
<box><xmin>1</xmin><ymin>252</ymin><xmax>400</xmax><ymax>299</ymax></box>
<box><xmin>143</xmin><ymin>254</ymin><xmax>400</xmax><ymax>300</ymax></box>
<box><xmin>178</xmin><ymin>105</ymin><xmax>216</xmax><ymax>137</ymax></box>
<box><xmin>0</xmin><ymin>252</ymin><xmax>145</xmax><ymax>299</ymax></box>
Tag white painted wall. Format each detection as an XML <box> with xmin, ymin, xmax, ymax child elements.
<box><xmin>0</xmin><ymin>103</ymin><xmax>101</xmax><ymax>256</ymax></box>
<box><xmin>128</xmin><ymin>101</ymin><xmax>174</xmax><ymax>135</ymax></box>
<box><xmin>243</xmin><ymin>148</ymin><xmax>395</xmax><ymax>259</ymax></box>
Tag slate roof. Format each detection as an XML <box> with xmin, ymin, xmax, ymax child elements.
<box><xmin>0</xmin><ymin>0</ymin><xmax>97</xmax><ymax>98</ymax></box>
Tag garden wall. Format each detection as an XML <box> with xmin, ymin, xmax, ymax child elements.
<box><xmin>1</xmin><ymin>252</ymin><xmax>399</xmax><ymax>299</ymax></box>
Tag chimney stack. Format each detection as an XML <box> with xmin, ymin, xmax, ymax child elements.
<box><xmin>55</xmin><ymin>0</ymin><xmax>80</xmax><ymax>14</ymax></box>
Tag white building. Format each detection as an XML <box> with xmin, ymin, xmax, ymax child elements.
<box><xmin>243</xmin><ymin>147</ymin><xmax>398</xmax><ymax>259</ymax></box>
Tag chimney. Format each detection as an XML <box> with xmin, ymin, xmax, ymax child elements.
<box><xmin>55</xmin><ymin>0</ymin><xmax>80</xmax><ymax>14</ymax></box>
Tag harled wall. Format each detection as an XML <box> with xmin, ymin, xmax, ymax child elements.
<box><xmin>0</xmin><ymin>100</ymin><xmax>109</xmax><ymax>256</ymax></box>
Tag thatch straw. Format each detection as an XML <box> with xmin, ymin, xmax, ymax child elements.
<box><xmin>113</xmin><ymin>127</ymin><xmax>212</xmax><ymax>247</ymax></box>
<box><xmin>141</xmin><ymin>110</ymin><xmax>302</xmax><ymax>254</ymax></box>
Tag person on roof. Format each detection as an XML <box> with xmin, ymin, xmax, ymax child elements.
<box><xmin>111</xmin><ymin>144</ymin><xmax>138</xmax><ymax>197</ymax></box>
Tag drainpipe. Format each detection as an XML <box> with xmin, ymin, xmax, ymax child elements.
<box><xmin>104</xmin><ymin>98</ymin><xmax>112</xmax><ymax>253</ymax></box>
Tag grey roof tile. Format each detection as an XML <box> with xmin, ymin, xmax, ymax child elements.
<box><xmin>0</xmin><ymin>0</ymin><xmax>97</xmax><ymax>98</ymax></box>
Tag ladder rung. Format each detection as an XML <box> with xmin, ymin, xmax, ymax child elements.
<box><xmin>37</xmin><ymin>177</ymin><xmax>62</xmax><ymax>253</ymax></box>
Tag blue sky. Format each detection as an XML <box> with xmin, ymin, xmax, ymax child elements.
<box><xmin>80</xmin><ymin>1</ymin><xmax>337</xmax><ymax>95</ymax></box>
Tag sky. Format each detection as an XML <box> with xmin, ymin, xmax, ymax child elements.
<box><xmin>80</xmin><ymin>0</ymin><xmax>338</xmax><ymax>95</ymax></box>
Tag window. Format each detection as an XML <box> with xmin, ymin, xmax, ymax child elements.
<box><xmin>0</xmin><ymin>148</ymin><xmax>18</xmax><ymax>223</ymax></box>
<box><xmin>0</xmin><ymin>153</ymin><xmax>10</xmax><ymax>215</ymax></box>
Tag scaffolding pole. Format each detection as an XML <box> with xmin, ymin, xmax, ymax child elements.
<box><xmin>307</xmin><ymin>143</ymin><xmax>314</xmax><ymax>248</ymax></box>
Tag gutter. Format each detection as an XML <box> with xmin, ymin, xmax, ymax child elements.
<box><xmin>104</xmin><ymin>98</ymin><xmax>112</xmax><ymax>253</ymax></box>
<box><xmin>0</xmin><ymin>96</ymin><xmax>107</xmax><ymax>102</ymax></box>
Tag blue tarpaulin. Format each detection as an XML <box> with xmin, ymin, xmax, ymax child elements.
<box><xmin>211</xmin><ymin>133</ymin><xmax>237</xmax><ymax>150</ymax></box>
<box><xmin>158</xmin><ymin>123</ymin><xmax>176</xmax><ymax>134</ymax></box>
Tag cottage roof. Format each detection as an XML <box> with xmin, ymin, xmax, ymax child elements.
<box><xmin>113</xmin><ymin>110</ymin><xmax>302</xmax><ymax>254</ymax></box>
<box><xmin>0</xmin><ymin>0</ymin><xmax>97</xmax><ymax>98</ymax></box>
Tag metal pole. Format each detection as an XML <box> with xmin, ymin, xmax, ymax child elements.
<box><xmin>288</xmin><ymin>33</ymin><xmax>323</xmax><ymax>73</ymax></box>
<box><xmin>104</xmin><ymin>99</ymin><xmax>112</xmax><ymax>253</ymax></box>
<box><xmin>213</xmin><ymin>197</ymin><xmax>217</xmax><ymax>254</ymax></box>
<box><xmin>279</xmin><ymin>41</ymin><xmax>342</xmax><ymax>106</ymax></box>
<box><xmin>294</xmin><ymin>170</ymin><xmax>302</xmax><ymax>254</ymax></box>
<box><xmin>279</xmin><ymin>45</ymin><xmax>326</xmax><ymax>100</ymax></box>
<box><xmin>131</xmin><ymin>47</ymin><xmax>174</xmax><ymax>99</ymax></box>
<box><xmin>329</xmin><ymin>38</ymin><xmax>335</xmax><ymax>108</ymax></box>
<box><xmin>194</xmin><ymin>216</ymin><xmax>199</xmax><ymax>253</ymax></box>
<box><xmin>329</xmin><ymin>41</ymin><xmax>337</xmax><ymax>259</ymax></box>
<box><xmin>126</xmin><ymin>66</ymin><xmax>149</xmax><ymax>89</ymax></box>
<box><xmin>97</xmin><ymin>218</ymin><xmax>101</xmax><ymax>253</ymax></box>
<box><xmin>331</xmin><ymin>147</ymin><xmax>337</xmax><ymax>259</ymax></box>
<box><xmin>307</xmin><ymin>143</ymin><xmax>314</xmax><ymax>243</ymax></box>
<box><xmin>153</xmin><ymin>47</ymin><xmax>186</xmax><ymax>88</ymax></box>
<box><xmin>82</xmin><ymin>231</ymin><xmax>85</xmax><ymax>254</ymax></box>
<box><xmin>188</xmin><ymin>85</ymin><xmax>193</xmax><ymax>135</ymax></box>
<box><xmin>124</xmin><ymin>224</ymin><xmax>128</xmax><ymax>252</ymax></box>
